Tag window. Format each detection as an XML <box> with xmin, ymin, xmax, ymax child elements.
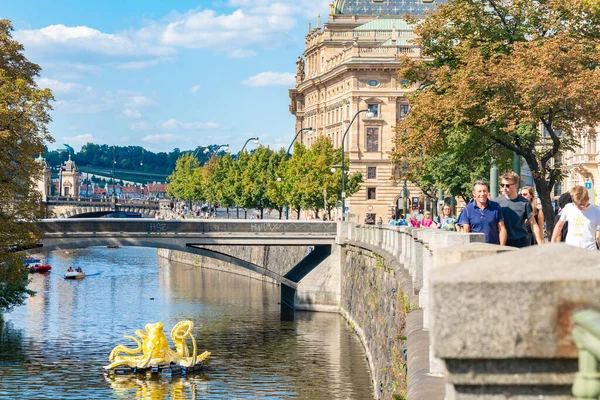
<box><xmin>367</xmin><ymin>166</ymin><xmax>377</xmax><ymax>179</ymax></box>
<box><xmin>366</xmin><ymin>127</ymin><xmax>379</xmax><ymax>152</ymax></box>
<box><xmin>367</xmin><ymin>187</ymin><xmax>376</xmax><ymax>200</ymax></box>
<box><xmin>397</xmin><ymin>103</ymin><xmax>409</xmax><ymax>118</ymax></box>
<box><xmin>367</xmin><ymin>80</ymin><xmax>379</xmax><ymax>87</ymax></box>
<box><xmin>367</xmin><ymin>104</ymin><xmax>379</xmax><ymax>117</ymax></box>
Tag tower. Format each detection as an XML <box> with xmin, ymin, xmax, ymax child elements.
<box><xmin>60</xmin><ymin>154</ymin><xmax>80</xmax><ymax>198</ymax></box>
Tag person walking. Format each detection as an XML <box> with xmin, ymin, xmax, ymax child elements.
<box><xmin>435</xmin><ymin>203</ymin><xmax>457</xmax><ymax>231</ymax></box>
<box><xmin>551</xmin><ymin>185</ymin><xmax>600</xmax><ymax>249</ymax></box>
<box><xmin>519</xmin><ymin>186</ymin><xmax>545</xmax><ymax>245</ymax></box>
<box><xmin>420</xmin><ymin>211</ymin><xmax>434</xmax><ymax>228</ymax></box>
<box><xmin>459</xmin><ymin>180</ymin><xmax>507</xmax><ymax>245</ymax></box>
<box><xmin>494</xmin><ymin>172</ymin><xmax>543</xmax><ymax>248</ymax></box>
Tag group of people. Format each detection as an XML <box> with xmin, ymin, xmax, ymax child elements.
<box><xmin>66</xmin><ymin>266</ymin><xmax>83</xmax><ymax>273</ymax></box>
<box><xmin>388</xmin><ymin>171</ymin><xmax>599</xmax><ymax>250</ymax></box>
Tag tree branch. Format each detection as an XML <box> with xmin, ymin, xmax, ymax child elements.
<box><xmin>488</xmin><ymin>0</ymin><xmax>515</xmax><ymax>43</ymax></box>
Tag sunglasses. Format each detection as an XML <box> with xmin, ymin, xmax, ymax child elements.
<box><xmin>500</xmin><ymin>183</ymin><xmax>515</xmax><ymax>188</ymax></box>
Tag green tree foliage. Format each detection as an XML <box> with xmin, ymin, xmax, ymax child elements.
<box><xmin>0</xmin><ymin>20</ymin><xmax>54</xmax><ymax>316</ymax></box>
<box><xmin>166</xmin><ymin>154</ymin><xmax>201</xmax><ymax>203</ymax></box>
<box><xmin>167</xmin><ymin>136</ymin><xmax>363</xmax><ymax>219</ymax></box>
<box><xmin>394</xmin><ymin>0</ymin><xmax>600</xmax><ymax>233</ymax></box>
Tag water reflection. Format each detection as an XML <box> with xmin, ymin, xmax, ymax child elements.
<box><xmin>1</xmin><ymin>247</ymin><xmax>373</xmax><ymax>399</ymax></box>
<box><xmin>106</xmin><ymin>375</ymin><xmax>205</xmax><ymax>400</ymax></box>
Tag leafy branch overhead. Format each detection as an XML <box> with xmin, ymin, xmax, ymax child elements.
<box><xmin>0</xmin><ymin>20</ymin><xmax>54</xmax><ymax>316</ymax></box>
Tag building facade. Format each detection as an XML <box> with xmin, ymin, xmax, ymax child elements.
<box><xmin>34</xmin><ymin>155</ymin><xmax>52</xmax><ymax>202</ymax></box>
<box><xmin>60</xmin><ymin>155</ymin><xmax>80</xmax><ymax>198</ymax></box>
<box><xmin>289</xmin><ymin>0</ymin><xmax>444</xmax><ymax>221</ymax></box>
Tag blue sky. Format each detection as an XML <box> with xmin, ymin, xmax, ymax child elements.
<box><xmin>4</xmin><ymin>0</ymin><xmax>330</xmax><ymax>153</ymax></box>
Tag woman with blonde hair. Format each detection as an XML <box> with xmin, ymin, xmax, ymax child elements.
<box><xmin>519</xmin><ymin>186</ymin><xmax>545</xmax><ymax>244</ymax></box>
<box><xmin>551</xmin><ymin>185</ymin><xmax>600</xmax><ymax>249</ymax></box>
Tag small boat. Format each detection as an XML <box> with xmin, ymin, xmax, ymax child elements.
<box><xmin>64</xmin><ymin>271</ymin><xmax>86</xmax><ymax>280</ymax></box>
<box><xmin>24</xmin><ymin>256</ymin><xmax>41</xmax><ymax>265</ymax></box>
<box><xmin>29</xmin><ymin>264</ymin><xmax>52</xmax><ymax>273</ymax></box>
<box><xmin>106</xmin><ymin>245</ymin><xmax>119</xmax><ymax>249</ymax></box>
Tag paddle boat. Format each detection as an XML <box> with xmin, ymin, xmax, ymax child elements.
<box><xmin>24</xmin><ymin>256</ymin><xmax>41</xmax><ymax>265</ymax></box>
<box><xmin>64</xmin><ymin>267</ymin><xmax>85</xmax><ymax>280</ymax></box>
<box><xmin>29</xmin><ymin>264</ymin><xmax>52</xmax><ymax>273</ymax></box>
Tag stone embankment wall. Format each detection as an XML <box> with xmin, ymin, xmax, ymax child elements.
<box><xmin>340</xmin><ymin>245</ymin><xmax>415</xmax><ymax>400</ymax></box>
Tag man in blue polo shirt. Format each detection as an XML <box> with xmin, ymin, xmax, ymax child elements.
<box><xmin>459</xmin><ymin>180</ymin><xmax>507</xmax><ymax>245</ymax></box>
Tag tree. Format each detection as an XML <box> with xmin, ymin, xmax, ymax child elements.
<box><xmin>394</xmin><ymin>0</ymin><xmax>600</xmax><ymax>234</ymax></box>
<box><xmin>0</xmin><ymin>20</ymin><xmax>54</xmax><ymax>316</ymax></box>
<box><xmin>166</xmin><ymin>154</ymin><xmax>202</xmax><ymax>203</ymax></box>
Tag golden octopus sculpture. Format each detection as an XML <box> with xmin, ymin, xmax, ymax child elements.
<box><xmin>104</xmin><ymin>320</ymin><xmax>211</xmax><ymax>370</ymax></box>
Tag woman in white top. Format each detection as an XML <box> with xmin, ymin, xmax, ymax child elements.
<box><xmin>551</xmin><ymin>185</ymin><xmax>600</xmax><ymax>249</ymax></box>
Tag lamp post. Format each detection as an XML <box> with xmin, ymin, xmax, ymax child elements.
<box><xmin>340</xmin><ymin>109</ymin><xmax>374</xmax><ymax>221</ymax></box>
<box><xmin>240</xmin><ymin>137</ymin><xmax>259</xmax><ymax>153</ymax></box>
<box><xmin>112</xmin><ymin>145</ymin><xmax>117</xmax><ymax>200</ymax></box>
<box><xmin>286</xmin><ymin>127</ymin><xmax>313</xmax><ymax>158</ymax></box>
<box><xmin>205</xmin><ymin>144</ymin><xmax>230</xmax><ymax>158</ymax></box>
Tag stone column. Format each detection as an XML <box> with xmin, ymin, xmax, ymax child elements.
<box><xmin>431</xmin><ymin>244</ymin><xmax>600</xmax><ymax>399</ymax></box>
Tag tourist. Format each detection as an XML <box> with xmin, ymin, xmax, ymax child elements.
<box><xmin>551</xmin><ymin>185</ymin><xmax>600</xmax><ymax>249</ymax></box>
<box><xmin>553</xmin><ymin>192</ymin><xmax>572</xmax><ymax>242</ymax></box>
<box><xmin>459</xmin><ymin>180</ymin><xmax>506</xmax><ymax>245</ymax></box>
<box><xmin>364</xmin><ymin>215</ymin><xmax>375</xmax><ymax>225</ymax></box>
<box><xmin>435</xmin><ymin>204</ymin><xmax>457</xmax><ymax>231</ymax></box>
<box><xmin>409</xmin><ymin>214</ymin><xmax>419</xmax><ymax>228</ymax></box>
<box><xmin>377</xmin><ymin>217</ymin><xmax>383</xmax><ymax>225</ymax></box>
<box><xmin>494</xmin><ymin>171</ymin><xmax>543</xmax><ymax>247</ymax></box>
<box><xmin>420</xmin><ymin>211</ymin><xmax>434</xmax><ymax>228</ymax></box>
<box><xmin>519</xmin><ymin>186</ymin><xmax>545</xmax><ymax>245</ymax></box>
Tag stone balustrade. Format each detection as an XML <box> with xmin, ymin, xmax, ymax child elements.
<box><xmin>338</xmin><ymin>224</ymin><xmax>600</xmax><ymax>399</ymax></box>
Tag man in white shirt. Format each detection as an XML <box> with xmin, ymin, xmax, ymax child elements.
<box><xmin>551</xmin><ymin>185</ymin><xmax>600</xmax><ymax>249</ymax></box>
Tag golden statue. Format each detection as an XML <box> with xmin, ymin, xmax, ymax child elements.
<box><xmin>104</xmin><ymin>320</ymin><xmax>210</xmax><ymax>370</ymax></box>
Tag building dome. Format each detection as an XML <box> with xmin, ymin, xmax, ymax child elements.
<box><xmin>333</xmin><ymin>0</ymin><xmax>444</xmax><ymax>16</ymax></box>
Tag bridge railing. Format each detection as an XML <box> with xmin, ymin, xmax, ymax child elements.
<box><xmin>45</xmin><ymin>197</ymin><xmax>160</xmax><ymax>209</ymax></box>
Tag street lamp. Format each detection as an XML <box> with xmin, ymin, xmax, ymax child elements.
<box><xmin>286</xmin><ymin>127</ymin><xmax>313</xmax><ymax>158</ymax></box>
<box><xmin>207</xmin><ymin>144</ymin><xmax>230</xmax><ymax>157</ymax></box>
<box><xmin>112</xmin><ymin>145</ymin><xmax>117</xmax><ymax>200</ymax></box>
<box><xmin>340</xmin><ymin>109</ymin><xmax>374</xmax><ymax>221</ymax></box>
<box><xmin>240</xmin><ymin>137</ymin><xmax>259</xmax><ymax>153</ymax></box>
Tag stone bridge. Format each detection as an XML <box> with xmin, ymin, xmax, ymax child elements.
<box><xmin>43</xmin><ymin>197</ymin><xmax>161</xmax><ymax>218</ymax></box>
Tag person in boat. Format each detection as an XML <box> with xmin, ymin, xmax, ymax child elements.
<box><xmin>75</xmin><ymin>267</ymin><xmax>83</xmax><ymax>273</ymax></box>
<box><xmin>67</xmin><ymin>267</ymin><xmax>74</xmax><ymax>272</ymax></box>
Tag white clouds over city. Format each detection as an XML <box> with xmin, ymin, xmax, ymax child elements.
<box><xmin>37</xmin><ymin>78</ymin><xmax>92</xmax><ymax>94</ymax></box>
<box><xmin>159</xmin><ymin>119</ymin><xmax>223</xmax><ymax>131</ymax></box>
<box><xmin>189</xmin><ymin>85</ymin><xmax>201</xmax><ymax>95</ymax></box>
<box><xmin>15</xmin><ymin>1</ymin><xmax>330</xmax><ymax>68</ymax></box>
<box><xmin>241</xmin><ymin>72</ymin><xmax>295</xmax><ymax>87</ymax></box>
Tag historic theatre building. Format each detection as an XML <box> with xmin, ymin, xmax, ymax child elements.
<box><xmin>289</xmin><ymin>0</ymin><xmax>445</xmax><ymax>221</ymax></box>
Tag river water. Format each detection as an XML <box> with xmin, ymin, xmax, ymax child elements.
<box><xmin>0</xmin><ymin>247</ymin><xmax>374</xmax><ymax>399</ymax></box>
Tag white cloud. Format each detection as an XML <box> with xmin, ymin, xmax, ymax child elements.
<box><xmin>123</xmin><ymin>109</ymin><xmax>142</xmax><ymax>118</ymax></box>
<box><xmin>124</xmin><ymin>95</ymin><xmax>155</xmax><ymax>107</ymax></box>
<box><xmin>60</xmin><ymin>133</ymin><xmax>97</xmax><ymax>147</ymax></box>
<box><xmin>189</xmin><ymin>85</ymin><xmax>201</xmax><ymax>95</ymax></box>
<box><xmin>116</xmin><ymin>59</ymin><xmax>161</xmax><ymax>70</ymax></box>
<box><xmin>129</xmin><ymin>122</ymin><xmax>151</xmax><ymax>131</ymax></box>
<box><xmin>241</xmin><ymin>72</ymin><xmax>295</xmax><ymax>87</ymax></box>
<box><xmin>142</xmin><ymin>133</ymin><xmax>185</xmax><ymax>143</ymax></box>
<box><xmin>37</xmin><ymin>77</ymin><xmax>92</xmax><ymax>94</ymax></box>
<box><xmin>159</xmin><ymin>118</ymin><xmax>222</xmax><ymax>130</ymax></box>
<box><xmin>15</xmin><ymin>1</ymin><xmax>330</xmax><ymax>67</ymax></box>
<box><xmin>119</xmin><ymin>136</ymin><xmax>131</xmax><ymax>143</ymax></box>
<box><xmin>228</xmin><ymin>49</ymin><xmax>257</xmax><ymax>58</ymax></box>
<box><xmin>15</xmin><ymin>24</ymin><xmax>173</xmax><ymax>57</ymax></box>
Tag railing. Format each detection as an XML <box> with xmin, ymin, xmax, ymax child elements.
<box><xmin>569</xmin><ymin>153</ymin><xmax>598</xmax><ymax>164</ymax></box>
<box><xmin>573</xmin><ymin>310</ymin><xmax>600</xmax><ymax>398</ymax></box>
<box><xmin>45</xmin><ymin>197</ymin><xmax>160</xmax><ymax>209</ymax></box>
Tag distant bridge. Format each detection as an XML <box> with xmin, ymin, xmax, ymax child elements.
<box><xmin>43</xmin><ymin>197</ymin><xmax>160</xmax><ymax>218</ymax></box>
